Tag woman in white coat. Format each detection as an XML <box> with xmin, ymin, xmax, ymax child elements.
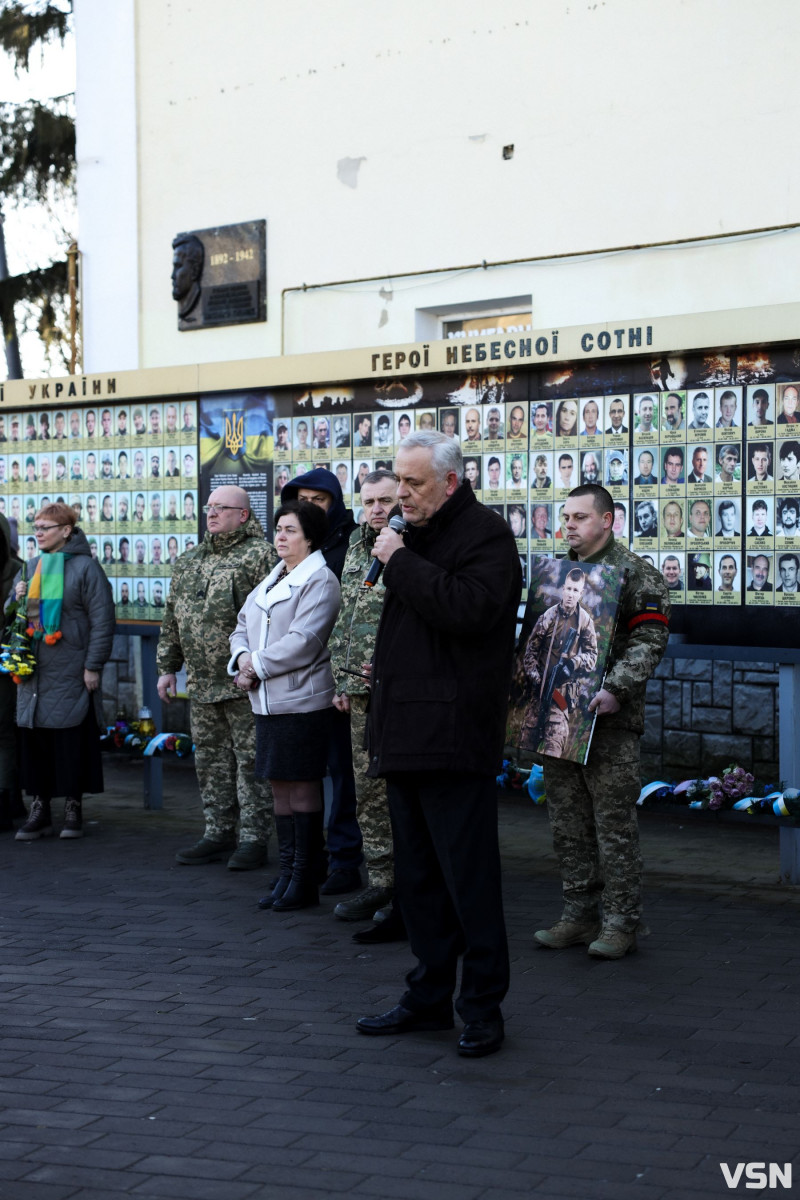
<box><xmin>229</xmin><ymin>500</ymin><xmax>341</xmax><ymax>911</ymax></box>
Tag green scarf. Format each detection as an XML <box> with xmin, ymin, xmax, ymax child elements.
<box><xmin>26</xmin><ymin>552</ymin><xmax>69</xmax><ymax>643</ymax></box>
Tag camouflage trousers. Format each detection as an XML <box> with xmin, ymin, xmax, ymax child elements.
<box><xmin>190</xmin><ymin>697</ymin><xmax>274</xmax><ymax>846</ymax></box>
<box><xmin>349</xmin><ymin>694</ymin><xmax>393</xmax><ymax>887</ymax></box>
<box><xmin>543</xmin><ymin>724</ymin><xmax>643</xmax><ymax>932</ymax></box>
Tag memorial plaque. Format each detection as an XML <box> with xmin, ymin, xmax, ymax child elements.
<box><xmin>172</xmin><ymin>220</ymin><xmax>266</xmax><ymax>331</ymax></box>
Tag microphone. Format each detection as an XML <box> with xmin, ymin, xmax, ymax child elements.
<box><xmin>363</xmin><ymin>514</ymin><xmax>407</xmax><ymax>587</ymax></box>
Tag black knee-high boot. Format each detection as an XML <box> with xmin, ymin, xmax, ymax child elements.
<box><xmin>273</xmin><ymin>810</ymin><xmax>322</xmax><ymax>911</ymax></box>
<box><xmin>258</xmin><ymin>815</ymin><xmax>295</xmax><ymax>910</ymax></box>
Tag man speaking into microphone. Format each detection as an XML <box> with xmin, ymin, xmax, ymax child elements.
<box><xmin>357</xmin><ymin>431</ymin><xmax>522</xmax><ymax>1058</ymax></box>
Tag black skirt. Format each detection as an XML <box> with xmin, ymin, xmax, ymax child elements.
<box><xmin>254</xmin><ymin>709</ymin><xmax>330</xmax><ymax>781</ymax></box>
<box><xmin>20</xmin><ymin>707</ymin><xmax>104</xmax><ymax>799</ymax></box>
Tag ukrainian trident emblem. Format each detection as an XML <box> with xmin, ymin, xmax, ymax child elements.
<box><xmin>224</xmin><ymin>411</ymin><xmax>245</xmax><ymax>460</ymax></box>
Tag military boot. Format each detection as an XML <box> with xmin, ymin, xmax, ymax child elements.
<box><xmin>227</xmin><ymin>841</ymin><xmax>268</xmax><ymax>870</ymax></box>
<box><xmin>15</xmin><ymin>797</ymin><xmax>54</xmax><ymax>841</ymax></box>
<box><xmin>175</xmin><ymin>836</ymin><xmax>236</xmax><ymax>865</ymax></box>
<box><xmin>588</xmin><ymin>927</ymin><xmax>638</xmax><ymax>959</ymax></box>
<box><xmin>272</xmin><ymin>810</ymin><xmax>322</xmax><ymax>912</ymax></box>
<box><xmin>534</xmin><ymin>918</ymin><xmax>601</xmax><ymax>948</ymax></box>
<box><xmin>334</xmin><ymin>885</ymin><xmax>393</xmax><ymax>922</ymax></box>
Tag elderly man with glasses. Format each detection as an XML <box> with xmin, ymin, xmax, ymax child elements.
<box><xmin>157</xmin><ymin>485</ymin><xmax>279</xmax><ymax>870</ymax></box>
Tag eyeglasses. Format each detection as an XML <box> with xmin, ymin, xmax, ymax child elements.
<box><xmin>33</xmin><ymin>524</ymin><xmax>64</xmax><ymax>534</ymax></box>
<box><xmin>202</xmin><ymin>504</ymin><xmax>245</xmax><ymax>515</ymax></box>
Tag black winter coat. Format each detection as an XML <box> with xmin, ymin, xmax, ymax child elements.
<box><xmin>367</xmin><ymin>483</ymin><xmax>522</xmax><ymax>777</ymax></box>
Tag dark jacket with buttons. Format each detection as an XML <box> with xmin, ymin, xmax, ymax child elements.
<box><xmin>367</xmin><ymin>482</ymin><xmax>522</xmax><ymax>778</ymax></box>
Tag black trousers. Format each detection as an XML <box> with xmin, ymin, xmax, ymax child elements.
<box><xmin>386</xmin><ymin>771</ymin><xmax>509</xmax><ymax>1023</ymax></box>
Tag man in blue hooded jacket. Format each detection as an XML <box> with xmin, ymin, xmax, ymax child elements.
<box><xmin>280</xmin><ymin>466</ymin><xmax>363</xmax><ymax>893</ymax></box>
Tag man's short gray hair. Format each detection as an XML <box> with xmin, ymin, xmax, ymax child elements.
<box><xmin>397</xmin><ymin>430</ymin><xmax>464</xmax><ymax>483</ymax></box>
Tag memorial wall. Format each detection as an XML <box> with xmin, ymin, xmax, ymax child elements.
<box><xmin>3</xmin><ymin>325</ymin><xmax>799</xmax><ymax>649</ymax></box>
<box><xmin>0</xmin><ymin>400</ymin><xmax>199</xmax><ymax>621</ymax></box>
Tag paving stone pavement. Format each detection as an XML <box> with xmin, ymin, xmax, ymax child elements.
<box><xmin>0</xmin><ymin>759</ymin><xmax>798</xmax><ymax>1200</ymax></box>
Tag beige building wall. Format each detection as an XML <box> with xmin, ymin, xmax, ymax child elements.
<box><xmin>76</xmin><ymin>0</ymin><xmax>800</xmax><ymax>371</ymax></box>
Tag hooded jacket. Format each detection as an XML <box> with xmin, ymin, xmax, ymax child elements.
<box><xmin>157</xmin><ymin>512</ymin><xmax>278</xmax><ymax>702</ymax></box>
<box><xmin>13</xmin><ymin>527</ymin><xmax>115</xmax><ymax>730</ymax></box>
<box><xmin>280</xmin><ymin>466</ymin><xmax>356</xmax><ymax>581</ymax></box>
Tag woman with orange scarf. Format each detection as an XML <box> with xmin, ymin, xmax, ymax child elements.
<box><xmin>9</xmin><ymin>503</ymin><xmax>115</xmax><ymax>841</ymax></box>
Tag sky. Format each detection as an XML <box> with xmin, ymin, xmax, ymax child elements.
<box><xmin>1</xmin><ymin>24</ymin><xmax>76</xmax><ymax>379</ymax></box>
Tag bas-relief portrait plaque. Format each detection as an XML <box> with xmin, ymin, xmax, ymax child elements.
<box><xmin>172</xmin><ymin>220</ymin><xmax>267</xmax><ymax>331</ymax></box>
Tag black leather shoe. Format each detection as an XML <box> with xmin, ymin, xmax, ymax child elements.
<box><xmin>320</xmin><ymin>867</ymin><xmax>362</xmax><ymax>896</ymax></box>
<box><xmin>458</xmin><ymin>1018</ymin><xmax>505</xmax><ymax>1058</ymax></box>
<box><xmin>356</xmin><ymin>1003</ymin><xmax>454</xmax><ymax>1036</ymax></box>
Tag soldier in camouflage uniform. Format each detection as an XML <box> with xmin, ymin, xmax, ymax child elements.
<box><xmin>329</xmin><ymin>470</ymin><xmax>400</xmax><ymax>931</ymax></box>
<box><xmin>157</xmin><ymin>485</ymin><xmax>278</xmax><ymax>869</ymax></box>
<box><xmin>534</xmin><ymin>485</ymin><xmax>670</xmax><ymax>959</ymax></box>
<box><xmin>520</xmin><ymin>568</ymin><xmax>598</xmax><ymax>757</ymax></box>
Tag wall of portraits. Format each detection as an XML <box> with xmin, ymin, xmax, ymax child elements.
<box><xmin>0</xmin><ymin>400</ymin><xmax>200</xmax><ymax>622</ymax></box>
<box><xmin>4</xmin><ymin>338</ymin><xmax>799</xmax><ymax>643</ymax></box>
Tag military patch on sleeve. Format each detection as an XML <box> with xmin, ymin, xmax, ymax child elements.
<box><xmin>628</xmin><ymin>595</ymin><xmax>669</xmax><ymax>632</ymax></box>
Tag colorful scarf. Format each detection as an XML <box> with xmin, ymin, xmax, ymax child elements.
<box><xmin>26</xmin><ymin>553</ymin><xmax>67</xmax><ymax>644</ymax></box>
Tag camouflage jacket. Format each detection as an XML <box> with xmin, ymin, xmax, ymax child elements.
<box><xmin>157</xmin><ymin>513</ymin><xmax>278</xmax><ymax>702</ymax></box>
<box><xmin>329</xmin><ymin>523</ymin><xmax>386</xmax><ymax>696</ymax></box>
<box><xmin>523</xmin><ymin>602</ymin><xmax>598</xmax><ymax>721</ymax></box>
<box><xmin>567</xmin><ymin>533</ymin><xmax>670</xmax><ymax>733</ymax></box>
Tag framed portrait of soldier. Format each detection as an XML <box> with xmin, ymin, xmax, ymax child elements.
<box><xmin>604</xmin><ymin>395</ymin><xmax>629</xmax><ymax>443</ymax></box>
<box><xmin>505</xmin><ymin>402</ymin><xmax>528</xmax><ymax>447</ymax></box>
<box><xmin>747</xmin><ymin>384</ymin><xmax>775</xmax><ymax>431</ymax></box>
<box><xmin>528</xmin><ymin>401</ymin><xmax>552</xmax><ymax>446</ymax></box>
<box><xmin>506</xmin><ymin>452</ymin><xmax>527</xmax><ymax>494</ymax></box>
<box><xmin>714</xmin><ymin>387</ymin><xmax>742</xmax><ymax>439</ymax></box>
<box><xmin>775</xmin><ymin>495</ymin><xmax>800</xmax><ymax>548</ymax></box>
<box><xmin>714</xmin><ymin>551</ymin><xmax>741</xmax><ymax>606</ymax></box>
<box><xmin>274</xmin><ymin>420</ymin><xmax>292</xmax><ymax>462</ymax></box>
<box><xmin>776</xmin><ymin>440</ymin><xmax>800</xmax><ymax>494</ymax></box>
<box><xmin>483</xmin><ymin>403</ymin><xmax>504</xmax><ymax>448</ymax></box>
<box><xmin>579</xmin><ymin>397</ymin><xmax>602</xmax><ymax>447</ymax></box>
<box><xmin>660</xmin><ymin>552</ymin><xmax>684</xmax><ymax>599</ymax></box>
<box><xmin>508</xmin><ymin>556</ymin><xmax>625</xmax><ymax>763</ymax></box>
<box><xmin>775</xmin><ymin>551</ymin><xmax>800</xmax><ymax>604</ymax></box>
<box><xmin>529</xmin><ymin>502</ymin><xmax>552</xmax><ymax>545</ymax></box>
<box><xmin>745</xmin><ymin>552</ymin><xmax>774</xmax><ymax>607</ymax></box>
<box><xmin>686</xmin><ymin>496</ymin><xmax>712</xmax><ymax>548</ymax></box>
<box><xmin>686</xmin><ymin>389</ymin><xmax>714</xmax><ymax>442</ymax></box>
<box><xmin>714</xmin><ymin>497</ymin><xmax>741</xmax><ymax>545</ymax></box>
<box><xmin>553</xmin><ymin>398</ymin><xmax>578</xmax><ymax>447</ymax></box>
<box><xmin>686</xmin><ymin>443</ymin><xmax>713</xmax><ymax>491</ymax></box>
<box><xmin>746</xmin><ymin>497</ymin><xmax>774</xmax><ymax>548</ymax></box>
<box><xmin>463</xmin><ymin>455</ymin><xmax>481</xmax><ymax>497</ymax></box>
<box><xmin>530</xmin><ymin>451</ymin><xmax>553</xmax><ymax>498</ymax></box>
<box><xmin>633</xmin><ymin>447</ymin><xmax>658</xmax><ymax>495</ymax></box>
<box><xmin>483</xmin><ymin>453</ymin><xmax>505</xmax><ymax>500</ymax></box>
<box><xmin>554</xmin><ymin>450</ymin><xmax>576</xmax><ymax>498</ymax></box>
<box><xmin>506</xmin><ymin>502</ymin><xmax>527</xmax><ymax>545</ymax></box>
<box><xmin>633</xmin><ymin>499</ymin><xmax>659</xmax><ymax>551</ymax></box>
<box><xmin>686</xmin><ymin>551</ymin><xmax>713</xmax><ymax>606</ymax></box>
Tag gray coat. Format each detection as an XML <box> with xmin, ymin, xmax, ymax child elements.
<box><xmin>12</xmin><ymin>529</ymin><xmax>115</xmax><ymax>729</ymax></box>
<box><xmin>228</xmin><ymin>549</ymin><xmax>340</xmax><ymax>715</ymax></box>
